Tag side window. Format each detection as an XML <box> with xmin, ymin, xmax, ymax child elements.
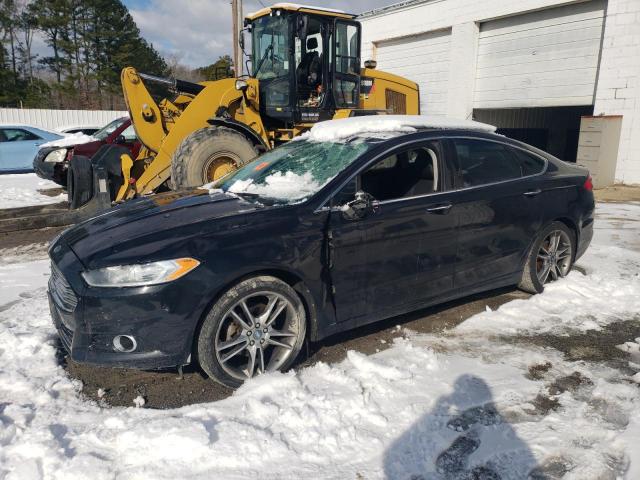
<box><xmin>333</xmin><ymin>21</ymin><xmax>360</xmax><ymax>108</ymax></box>
<box><xmin>360</xmin><ymin>144</ymin><xmax>439</xmax><ymax>202</ymax></box>
<box><xmin>0</xmin><ymin>129</ymin><xmax>8</xmax><ymax>142</ymax></box>
<box><xmin>333</xmin><ymin>177</ymin><xmax>357</xmax><ymax>206</ymax></box>
<box><xmin>2</xmin><ymin>128</ymin><xmax>40</xmax><ymax>142</ymax></box>
<box><xmin>512</xmin><ymin>148</ymin><xmax>546</xmax><ymax>176</ymax></box>
<box><xmin>453</xmin><ymin>139</ymin><xmax>522</xmax><ymax>187</ymax></box>
<box><xmin>121</xmin><ymin>125</ymin><xmax>137</xmax><ymax>141</ymax></box>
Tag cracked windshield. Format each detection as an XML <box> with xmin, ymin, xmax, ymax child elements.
<box><xmin>216</xmin><ymin>139</ymin><xmax>373</xmax><ymax>204</ymax></box>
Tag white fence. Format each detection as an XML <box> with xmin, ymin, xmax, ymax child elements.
<box><xmin>0</xmin><ymin>108</ymin><xmax>128</xmax><ymax>131</ymax></box>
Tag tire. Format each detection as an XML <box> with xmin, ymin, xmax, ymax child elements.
<box><xmin>67</xmin><ymin>156</ymin><xmax>93</xmax><ymax>209</ymax></box>
<box><xmin>197</xmin><ymin>276</ymin><xmax>307</xmax><ymax>388</ymax></box>
<box><xmin>519</xmin><ymin>221</ymin><xmax>576</xmax><ymax>294</ymax></box>
<box><xmin>171</xmin><ymin>126</ymin><xmax>258</xmax><ymax>189</ymax></box>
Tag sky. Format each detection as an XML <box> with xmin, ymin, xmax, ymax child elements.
<box><xmin>123</xmin><ymin>0</ymin><xmax>397</xmax><ymax>68</ymax></box>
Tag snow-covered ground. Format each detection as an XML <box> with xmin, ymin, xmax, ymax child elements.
<box><xmin>0</xmin><ymin>174</ymin><xmax>66</xmax><ymax>208</ymax></box>
<box><xmin>0</xmin><ymin>203</ymin><xmax>638</xmax><ymax>480</ymax></box>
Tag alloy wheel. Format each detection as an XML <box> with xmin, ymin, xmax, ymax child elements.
<box><xmin>536</xmin><ymin>229</ymin><xmax>572</xmax><ymax>284</ymax></box>
<box><xmin>214</xmin><ymin>291</ymin><xmax>302</xmax><ymax>381</ymax></box>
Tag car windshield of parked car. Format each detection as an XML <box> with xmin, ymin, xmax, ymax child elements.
<box><xmin>214</xmin><ymin>138</ymin><xmax>376</xmax><ymax>205</ymax></box>
<box><xmin>93</xmin><ymin>118</ymin><xmax>126</xmax><ymax>141</ymax></box>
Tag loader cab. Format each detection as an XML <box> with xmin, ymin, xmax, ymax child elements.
<box><xmin>246</xmin><ymin>5</ymin><xmax>361</xmax><ymax>129</ymax></box>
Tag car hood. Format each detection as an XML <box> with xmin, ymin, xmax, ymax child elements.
<box><xmin>58</xmin><ymin>188</ymin><xmax>267</xmax><ymax>266</ymax></box>
<box><xmin>72</xmin><ymin>140</ymin><xmax>104</xmax><ymax>156</ymax></box>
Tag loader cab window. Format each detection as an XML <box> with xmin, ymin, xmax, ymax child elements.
<box><xmin>332</xmin><ymin>21</ymin><xmax>360</xmax><ymax>108</ymax></box>
<box><xmin>252</xmin><ymin>14</ymin><xmax>290</xmax><ymax>108</ymax></box>
<box><xmin>295</xmin><ymin>16</ymin><xmax>326</xmax><ymax>114</ymax></box>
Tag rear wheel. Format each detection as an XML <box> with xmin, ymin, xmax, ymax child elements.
<box><xmin>171</xmin><ymin>126</ymin><xmax>258</xmax><ymax>189</ymax></box>
<box><xmin>197</xmin><ymin>276</ymin><xmax>307</xmax><ymax>388</ymax></box>
<box><xmin>519</xmin><ymin>221</ymin><xmax>575</xmax><ymax>294</ymax></box>
<box><xmin>67</xmin><ymin>156</ymin><xmax>93</xmax><ymax>209</ymax></box>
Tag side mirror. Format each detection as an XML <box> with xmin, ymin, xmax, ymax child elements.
<box><xmin>239</xmin><ymin>30</ymin><xmax>245</xmax><ymax>51</ymax></box>
<box><xmin>341</xmin><ymin>190</ymin><xmax>376</xmax><ymax>220</ymax></box>
<box><xmin>115</xmin><ymin>135</ymin><xmax>127</xmax><ymax>144</ymax></box>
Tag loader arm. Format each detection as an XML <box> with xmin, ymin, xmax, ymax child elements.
<box><xmin>121</xmin><ymin>67</ymin><xmax>168</xmax><ymax>154</ymax></box>
<box><xmin>121</xmin><ymin>77</ymin><xmax>267</xmax><ymax>199</ymax></box>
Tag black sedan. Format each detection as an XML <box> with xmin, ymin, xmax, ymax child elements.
<box><xmin>48</xmin><ymin>117</ymin><xmax>594</xmax><ymax>388</ymax></box>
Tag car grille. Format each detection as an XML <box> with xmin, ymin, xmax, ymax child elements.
<box><xmin>57</xmin><ymin>320</ymin><xmax>73</xmax><ymax>352</ymax></box>
<box><xmin>49</xmin><ymin>263</ymin><xmax>78</xmax><ymax>312</ymax></box>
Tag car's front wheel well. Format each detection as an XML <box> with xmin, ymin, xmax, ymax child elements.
<box><xmin>189</xmin><ymin>269</ymin><xmax>315</xmax><ymax>368</ymax></box>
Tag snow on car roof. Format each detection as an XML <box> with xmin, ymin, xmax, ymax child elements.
<box><xmin>300</xmin><ymin>115</ymin><xmax>497</xmax><ymax>142</ymax></box>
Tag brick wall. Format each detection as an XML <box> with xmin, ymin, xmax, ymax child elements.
<box><xmin>593</xmin><ymin>0</ymin><xmax>640</xmax><ymax>184</ymax></box>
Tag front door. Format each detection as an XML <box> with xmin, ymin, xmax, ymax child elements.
<box><xmin>328</xmin><ymin>140</ymin><xmax>458</xmax><ymax>324</ymax></box>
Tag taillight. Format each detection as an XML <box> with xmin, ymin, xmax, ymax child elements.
<box><xmin>583</xmin><ymin>175</ymin><xmax>593</xmax><ymax>191</ymax></box>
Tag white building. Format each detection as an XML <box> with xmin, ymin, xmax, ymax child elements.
<box><xmin>358</xmin><ymin>0</ymin><xmax>640</xmax><ymax>185</ymax></box>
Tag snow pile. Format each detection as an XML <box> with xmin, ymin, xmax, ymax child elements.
<box><xmin>301</xmin><ymin>115</ymin><xmax>496</xmax><ymax>142</ymax></box>
<box><xmin>228</xmin><ymin>170</ymin><xmax>324</xmax><ymax>202</ymax></box>
<box><xmin>0</xmin><ymin>203</ymin><xmax>638</xmax><ymax>479</ymax></box>
<box><xmin>0</xmin><ymin>173</ymin><xmax>66</xmax><ymax>208</ymax></box>
<box><xmin>39</xmin><ymin>132</ymin><xmax>95</xmax><ymax>149</ymax></box>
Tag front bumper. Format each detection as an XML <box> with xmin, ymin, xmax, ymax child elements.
<box><xmin>48</xmin><ymin>256</ymin><xmax>208</xmax><ymax>370</ymax></box>
<box><xmin>33</xmin><ymin>147</ymin><xmax>68</xmax><ymax>186</ymax></box>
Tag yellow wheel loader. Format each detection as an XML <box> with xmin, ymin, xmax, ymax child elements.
<box><xmin>68</xmin><ymin>3</ymin><xmax>420</xmax><ymax>214</ymax></box>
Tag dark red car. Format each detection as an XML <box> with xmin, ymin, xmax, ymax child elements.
<box><xmin>33</xmin><ymin>117</ymin><xmax>140</xmax><ymax>187</ymax></box>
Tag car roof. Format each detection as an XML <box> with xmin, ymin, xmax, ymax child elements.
<box><xmin>302</xmin><ymin>115</ymin><xmax>496</xmax><ymax>143</ymax></box>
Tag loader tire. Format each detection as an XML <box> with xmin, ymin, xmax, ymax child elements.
<box><xmin>171</xmin><ymin>126</ymin><xmax>258</xmax><ymax>189</ymax></box>
<box><xmin>67</xmin><ymin>156</ymin><xmax>93</xmax><ymax>209</ymax></box>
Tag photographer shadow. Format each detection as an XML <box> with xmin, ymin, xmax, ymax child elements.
<box><xmin>384</xmin><ymin>375</ymin><xmax>539</xmax><ymax>480</ymax></box>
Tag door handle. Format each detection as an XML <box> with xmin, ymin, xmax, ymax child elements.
<box><xmin>523</xmin><ymin>188</ymin><xmax>542</xmax><ymax>197</ymax></box>
<box><xmin>426</xmin><ymin>202</ymin><xmax>452</xmax><ymax>214</ymax></box>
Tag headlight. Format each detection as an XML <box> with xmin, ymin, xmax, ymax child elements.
<box><xmin>44</xmin><ymin>149</ymin><xmax>67</xmax><ymax>163</ymax></box>
<box><xmin>82</xmin><ymin>258</ymin><xmax>200</xmax><ymax>287</ymax></box>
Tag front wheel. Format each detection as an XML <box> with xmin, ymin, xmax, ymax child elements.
<box><xmin>171</xmin><ymin>126</ymin><xmax>258</xmax><ymax>189</ymax></box>
<box><xmin>197</xmin><ymin>276</ymin><xmax>307</xmax><ymax>388</ymax></box>
<box><xmin>519</xmin><ymin>221</ymin><xmax>575</xmax><ymax>294</ymax></box>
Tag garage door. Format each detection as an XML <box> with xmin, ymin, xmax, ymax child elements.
<box><xmin>474</xmin><ymin>0</ymin><xmax>605</xmax><ymax>109</ymax></box>
<box><xmin>375</xmin><ymin>29</ymin><xmax>451</xmax><ymax>115</ymax></box>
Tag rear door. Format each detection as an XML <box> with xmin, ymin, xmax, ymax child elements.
<box><xmin>447</xmin><ymin>137</ymin><xmax>547</xmax><ymax>289</ymax></box>
<box><xmin>328</xmin><ymin>139</ymin><xmax>458</xmax><ymax>323</ymax></box>
<box><xmin>0</xmin><ymin>128</ymin><xmax>43</xmax><ymax>171</ymax></box>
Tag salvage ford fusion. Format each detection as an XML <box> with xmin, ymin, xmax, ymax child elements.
<box><xmin>48</xmin><ymin>116</ymin><xmax>594</xmax><ymax>388</ymax></box>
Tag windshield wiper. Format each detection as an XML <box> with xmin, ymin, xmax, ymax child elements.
<box><xmin>254</xmin><ymin>44</ymin><xmax>273</xmax><ymax>76</ymax></box>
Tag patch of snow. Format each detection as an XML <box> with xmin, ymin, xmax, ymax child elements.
<box><xmin>133</xmin><ymin>396</ymin><xmax>146</xmax><ymax>408</ymax></box>
<box><xmin>0</xmin><ymin>173</ymin><xmax>66</xmax><ymax>208</ymax></box>
<box><xmin>300</xmin><ymin>115</ymin><xmax>496</xmax><ymax>143</ymax></box>
<box><xmin>39</xmin><ymin>132</ymin><xmax>95</xmax><ymax>149</ymax></box>
<box><xmin>0</xmin><ymin>202</ymin><xmax>638</xmax><ymax>479</ymax></box>
<box><xmin>228</xmin><ymin>170</ymin><xmax>324</xmax><ymax>202</ymax></box>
